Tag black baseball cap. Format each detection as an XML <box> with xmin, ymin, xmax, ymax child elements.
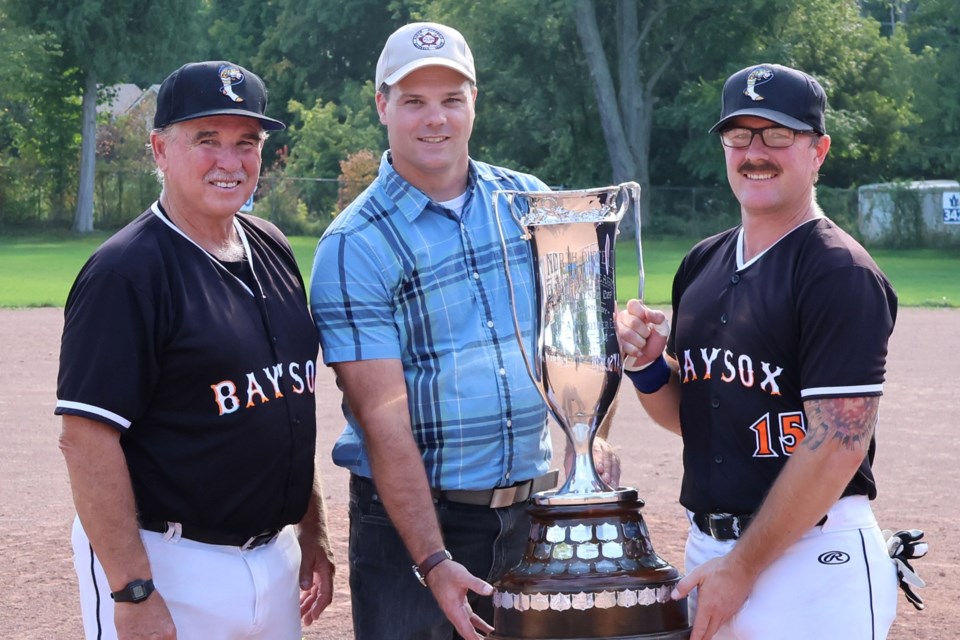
<box><xmin>153</xmin><ymin>60</ymin><xmax>285</xmax><ymax>131</ymax></box>
<box><xmin>709</xmin><ymin>63</ymin><xmax>826</xmax><ymax>135</ymax></box>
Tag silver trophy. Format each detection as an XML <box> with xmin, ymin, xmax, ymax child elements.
<box><xmin>492</xmin><ymin>183</ymin><xmax>689</xmax><ymax>640</ymax></box>
<box><xmin>495</xmin><ymin>182</ymin><xmax>642</xmax><ymax>505</ymax></box>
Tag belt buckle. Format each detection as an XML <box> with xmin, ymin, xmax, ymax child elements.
<box><xmin>242</xmin><ymin>530</ymin><xmax>278</xmax><ymax>550</ymax></box>
<box><xmin>706</xmin><ymin>513</ymin><xmax>738</xmax><ymax>540</ymax></box>
<box><xmin>488</xmin><ymin>486</ymin><xmax>519</xmax><ymax>509</ymax></box>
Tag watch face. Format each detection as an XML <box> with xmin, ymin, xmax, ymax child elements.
<box><xmin>113</xmin><ymin>578</ymin><xmax>154</xmax><ymax>603</ymax></box>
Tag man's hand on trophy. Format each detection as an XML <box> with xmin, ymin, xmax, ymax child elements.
<box><xmin>618</xmin><ymin>299</ymin><xmax>670</xmax><ymax>370</ymax></box>
<box><xmin>426</xmin><ymin>559</ymin><xmax>495</xmax><ymax>638</ymax></box>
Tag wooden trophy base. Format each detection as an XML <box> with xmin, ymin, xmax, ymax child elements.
<box><xmin>489</xmin><ymin>497</ymin><xmax>690</xmax><ymax>639</ymax></box>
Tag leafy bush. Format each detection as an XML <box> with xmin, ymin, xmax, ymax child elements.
<box><xmin>335</xmin><ymin>149</ymin><xmax>379</xmax><ymax>214</ymax></box>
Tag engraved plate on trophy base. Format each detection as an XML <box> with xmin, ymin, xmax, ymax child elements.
<box><xmin>489</xmin><ymin>499</ymin><xmax>691</xmax><ymax>640</ymax></box>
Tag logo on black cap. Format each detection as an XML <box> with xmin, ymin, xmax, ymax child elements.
<box><xmin>744</xmin><ymin>67</ymin><xmax>774</xmax><ymax>101</ymax></box>
<box><xmin>709</xmin><ymin>63</ymin><xmax>827</xmax><ymax>135</ymax></box>
<box><xmin>153</xmin><ymin>60</ymin><xmax>285</xmax><ymax>131</ymax></box>
<box><xmin>218</xmin><ymin>65</ymin><xmax>245</xmax><ymax>103</ymax></box>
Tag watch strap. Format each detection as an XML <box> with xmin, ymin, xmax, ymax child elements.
<box><xmin>412</xmin><ymin>549</ymin><xmax>452</xmax><ymax>586</ymax></box>
<box><xmin>110</xmin><ymin>578</ymin><xmax>155</xmax><ymax>603</ymax></box>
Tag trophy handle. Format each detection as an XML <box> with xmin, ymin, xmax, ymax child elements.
<box><xmin>617</xmin><ymin>182</ymin><xmax>647</xmax><ymax>371</ymax></box>
<box><xmin>620</xmin><ymin>182</ymin><xmax>644</xmax><ymax>301</ymax></box>
<box><xmin>492</xmin><ymin>190</ymin><xmax>541</xmax><ymax>394</ymax></box>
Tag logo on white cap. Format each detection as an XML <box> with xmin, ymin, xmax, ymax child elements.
<box><xmin>743</xmin><ymin>66</ymin><xmax>774</xmax><ymax>102</ymax></box>
<box><xmin>412</xmin><ymin>27</ymin><xmax>445</xmax><ymax>51</ymax></box>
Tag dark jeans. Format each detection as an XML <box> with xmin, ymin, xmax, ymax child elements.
<box><xmin>348</xmin><ymin>474</ymin><xmax>532</xmax><ymax>640</ymax></box>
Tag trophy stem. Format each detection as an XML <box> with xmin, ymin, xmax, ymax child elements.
<box><xmin>535</xmin><ymin>421</ymin><xmax>635</xmax><ymax>505</ymax></box>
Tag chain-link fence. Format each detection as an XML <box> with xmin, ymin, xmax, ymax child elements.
<box><xmin>645</xmin><ymin>185</ymin><xmax>860</xmax><ymax>239</ymax></box>
<box><xmin>1</xmin><ymin>167</ymin><xmax>861</xmax><ymax>240</ymax></box>
<box><xmin>92</xmin><ymin>167</ymin><xmax>162</xmax><ymax>229</ymax></box>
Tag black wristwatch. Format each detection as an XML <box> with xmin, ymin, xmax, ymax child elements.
<box><xmin>110</xmin><ymin>578</ymin><xmax>155</xmax><ymax>604</ymax></box>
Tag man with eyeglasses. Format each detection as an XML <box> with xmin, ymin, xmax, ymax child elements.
<box><xmin>617</xmin><ymin>64</ymin><xmax>903</xmax><ymax>639</ymax></box>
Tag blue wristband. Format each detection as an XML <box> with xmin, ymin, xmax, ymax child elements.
<box><xmin>624</xmin><ymin>355</ymin><xmax>671</xmax><ymax>394</ymax></box>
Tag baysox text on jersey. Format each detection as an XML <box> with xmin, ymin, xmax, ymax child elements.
<box><xmin>211</xmin><ymin>359</ymin><xmax>316</xmax><ymax>415</ymax></box>
<box><xmin>680</xmin><ymin>346</ymin><xmax>784</xmax><ymax>396</ymax></box>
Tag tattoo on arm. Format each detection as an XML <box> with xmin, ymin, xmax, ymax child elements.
<box><xmin>803</xmin><ymin>396</ymin><xmax>879</xmax><ymax>452</ymax></box>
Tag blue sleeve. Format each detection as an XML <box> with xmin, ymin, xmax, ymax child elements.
<box><xmin>310</xmin><ymin>229</ymin><xmax>403</xmax><ymax>365</ymax></box>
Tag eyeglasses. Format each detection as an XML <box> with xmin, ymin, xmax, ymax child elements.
<box><xmin>719</xmin><ymin>127</ymin><xmax>815</xmax><ymax>149</ymax></box>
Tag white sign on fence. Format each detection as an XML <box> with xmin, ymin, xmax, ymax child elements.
<box><xmin>944</xmin><ymin>191</ymin><xmax>960</xmax><ymax>224</ymax></box>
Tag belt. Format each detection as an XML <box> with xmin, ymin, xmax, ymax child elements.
<box><xmin>692</xmin><ymin>512</ymin><xmax>754</xmax><ymax>541</ymax></box>
<box><xmin>693</xmin><ymin>512</ymin><xmax>828</xmax><ymax>541</ymax></box>
<box><xmin>431</xmin><ymin>470</ymin><xmax>560</xmax><ymax>509</ymax></box>
<box><xmin>139</xmin><ymin>520</ymin><xmax>281</xmax><ymax>550</ymax></box>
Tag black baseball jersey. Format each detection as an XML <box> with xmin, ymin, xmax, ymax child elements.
<box><xmin>668</xmin><ymin>217</ymin><xmax>897</xmax><ymax>515</ymax></box>
<box><xmin>56</xmin><ymin>203</ymin><xmax>318</xmax><ymax>535</ymax></box>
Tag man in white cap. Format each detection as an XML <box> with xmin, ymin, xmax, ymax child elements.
<box><xmin>311</xmin><ymin>21</ymin><xmax>621</xmax><ymax>640</ymax></box>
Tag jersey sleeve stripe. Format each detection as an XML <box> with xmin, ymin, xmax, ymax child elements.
<box><xmin>800</xmin><ymin>383</ymin><xmax>883</xmax><ymax>398</ymax></box>
<box><xmin>54</xmin><ymin>401</ymin><xmax>132</xmax><ymax>430</ymax></box>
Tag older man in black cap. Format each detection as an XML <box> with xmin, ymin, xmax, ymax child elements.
<box><xmin>57</xmin><ymin>60</ymin><xmax>334</xmax><ymax>639</ymax></box>
<box><xmin>616</xmin><ymin>63</ymin><xmax>909</xmax><ymax>639</ymax></box>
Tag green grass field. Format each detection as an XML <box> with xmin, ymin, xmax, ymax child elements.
<box><xmin>0</xmin><ymin>233</ymin><xmax>956</xmax><ymax>308</ymax></box>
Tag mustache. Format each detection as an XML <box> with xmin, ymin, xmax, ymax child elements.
<box><xmin>737</xmin><ymin>161</ymin><xmax>779</xmax><ymax>174</ymax></box>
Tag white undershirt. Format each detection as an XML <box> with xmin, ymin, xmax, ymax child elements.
<box><xmin>439</xmin><ymin>192</ymin><xmax>468</xmax><ymax>219</ymax></box>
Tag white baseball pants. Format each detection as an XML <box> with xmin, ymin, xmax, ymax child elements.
<box><xmin>684</xmin><ymin>496</ymin><xmax>898</xmax><ymax>639</ymax></box>
<box><xmin>71</xmin><ymin>517</ymin><xmax>303</xmax><ymax>640</ymax></box>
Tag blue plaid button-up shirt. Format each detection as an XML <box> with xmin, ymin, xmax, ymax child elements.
<box><xmin>311</xmin><ymin>152</ymin><xmax>551</xmax><ymax>490</ymax></box>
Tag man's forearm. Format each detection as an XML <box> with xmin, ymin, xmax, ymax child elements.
<box><xmin>298</xmin><ymin>478</ymin><xmax>332</xmax><ymax>553</ymax></box>
<box><xmin>334</xmin><ymin>359</ymin><xmax>446</xmax><ymax>565</ymax></box>
<box><xmin>368</xmin><ymin>435</ymin><xmax>446</xmax><ymax>564</ymax></box>
<box><xmin>726</xmin><ymin>396</ymin><xmax>878</xmax><ymax>580</ymax></box>
<box><xmin>59</xmin><ymin>415</ymin><xmax>152</xmax><ymax>591</ymax></box>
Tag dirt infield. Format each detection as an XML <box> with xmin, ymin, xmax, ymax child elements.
<box><xmin>1</xmin><ymin>307</ymin><xmax>956</xmax><ymax>639</ymax></box>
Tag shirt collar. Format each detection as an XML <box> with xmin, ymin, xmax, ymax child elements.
<box><xmin>377</xmin><ymin>150</ymin><xmax>501</xmax><ymax>222</ymax></box>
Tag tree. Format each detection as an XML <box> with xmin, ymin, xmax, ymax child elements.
<box><xmin>95</xmin><ymin>111</ymin><xmax>157</xmax><ymax>228</ymax></box>
<box><xmin>205</xmin><ymin>0</ymin><xmax>412</xmax><ymax>158</ymax></box>
<box><xmin>0</xmin><ymin>5</ymin><xmax>56</xmax><ymax>152</ymax></box>
<box><xmin>902</xmin><ymin>0</ymin><xmax>960</xmax><ymax>177</ymax></box>
<box><xmin>665</xmin><ymin>0</ymin><xmax>920</xmax><ymax>190</ymax></box>
<box><xmin>9</xmin><ymin>0</ymin><xmax>202</xmax><ymax>232</ymax></box>
<box><xmin>337</xmin><ymin>149</ymin><xmax>380</xmax><ymax>212</ymax></box>
<box><xmin>0</xmin><ymin>3</ymin><xmax>78</xmax><ymax>227</ymax></box>
<box><xmin>571</xmin><ymin>0</ymin><xmax>792</xmax><ymax>219</ymax></box>
<box><xmin>770</xmin><ymin>0</ymin><xmax>918</xmax><ymax>186</ymax></box>
<box><xmin>411</xmin><ymin>0</ymin><xmax>610</xmax><ymax>188</ymax></box>
<box><xmin>858</xmin><ymin>0</ymin><xmax>920</xmax><ymax>36</ymax></box>
<box><xmin>282</xmin><ymin>86</ymin><xmax>385</xmax><ymax>217</ymax></box>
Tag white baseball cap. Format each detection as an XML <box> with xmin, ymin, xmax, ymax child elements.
<box><xmin>375</xmin><ymin>22</ymin><xmax>476</xmax><ymax>88</ymax></box>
